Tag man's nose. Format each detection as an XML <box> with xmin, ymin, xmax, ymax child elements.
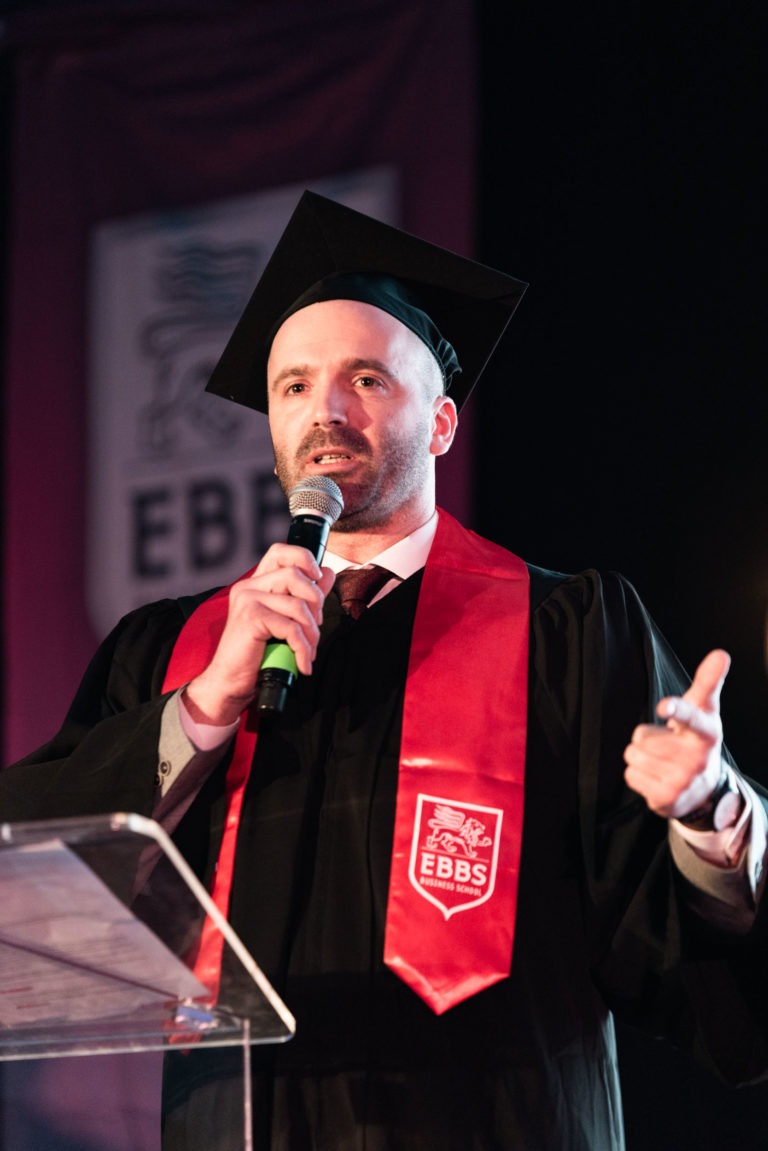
<box><xmin>311</xmin><ymin>380</ymin><xmax>348</xmax><ymax>425</ymax></box>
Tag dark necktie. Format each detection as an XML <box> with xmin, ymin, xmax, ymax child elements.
<box><xmin>334</xmin><ymin>564</ymin><xmax>393</xmax><ymax>619</ymax></box>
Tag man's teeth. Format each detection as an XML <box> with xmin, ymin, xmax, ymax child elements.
<box><xmin>315</xmin><ymin>453</ymin><xmax>349</xmax><ymax>463</ymax></box>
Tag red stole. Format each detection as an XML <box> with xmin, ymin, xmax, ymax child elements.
<box><xmin>160</xmin><ymin>577</ymin><xmax>259</xmax><ymax>994</ymax></box>
<box><xmin>162</xmin><ymin>510</ymin><xmax>529</xmax><ymax>1012</ymax></box>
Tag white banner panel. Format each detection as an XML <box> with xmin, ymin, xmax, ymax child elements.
<box><xmin>87</xmin><ymin>168</ymin><xmax>397</xmax><ymax>636</ymax></box>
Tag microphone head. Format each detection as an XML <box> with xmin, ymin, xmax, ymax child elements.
<box><xmin>287</xmin><ymin>476</ymin><xmax>344</xmax><ymax>525</ymax></box>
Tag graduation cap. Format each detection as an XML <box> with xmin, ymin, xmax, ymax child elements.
<box><xmin>205</xmin><ymin>190</ymin><xmax>527</xmax><ymax>413</ymax></box>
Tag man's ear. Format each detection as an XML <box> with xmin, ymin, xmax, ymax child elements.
<box><xmin>430</xmin><ymin>396</ymin><xmax>458</xmax><ymax>457</ymax></box>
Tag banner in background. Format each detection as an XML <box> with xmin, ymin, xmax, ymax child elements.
<box><xmin>88</xmin><ymin>169</ymin><xmax>396</xmax><ymax>634</ymax></box>
<box><xmin>3</xmin><ymin>0</ymin><xmax>475</xmax><ymax>763</ymax></box>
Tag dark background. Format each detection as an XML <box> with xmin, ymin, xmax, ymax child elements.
<box><xmin>475</xmin><ymin>2</ymin><xmax>767</xmax><ymax>779</ymax></box>
<box><xmin>1</xmin><ymin>0</ymin><xmax>767</xmax><ymax>1147</ymax></box>
<box><xmin>475</xmin><ymin>5</ymin><xmax>768</xmax><ymax>1146</ymax></box>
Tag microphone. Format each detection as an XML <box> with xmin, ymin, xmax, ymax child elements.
<box><xmin>256</xmin><ymin>476</ymin><xmax>344</xmax><ymax>715</ymax></box>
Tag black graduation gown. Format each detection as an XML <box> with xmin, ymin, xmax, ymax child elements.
<box><xmin>3</xmin><ymin>566</ymin><xmax>768</xmax><ymax>1151</ymax></box>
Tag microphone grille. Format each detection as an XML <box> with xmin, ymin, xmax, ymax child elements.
<box><xmin>287</xmin><ymin>476</ymin><xmax>344</xmax><ymax>524</ymax></box>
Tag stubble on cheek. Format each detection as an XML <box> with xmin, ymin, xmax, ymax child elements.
<box><xmin>271</xmin><ymin>408</ymin><xmax>432</xmax><ymax>532</ymax></box>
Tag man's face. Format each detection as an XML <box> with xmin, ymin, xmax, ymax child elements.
<box><xmin>267</xmin><ymin>298</ymin><xmax>456</xmax><ymax>534</ymax></box>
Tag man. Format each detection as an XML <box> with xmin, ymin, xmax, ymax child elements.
<box><xmin>2</xmin><ymin>192</ymin><xmax>768</xmax><ymax>1150</ymax></box>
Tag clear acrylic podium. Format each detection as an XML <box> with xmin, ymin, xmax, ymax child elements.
<box><xmin>0</xmin><ymin>812</ymin><xmax>296</xmax><ymax>1149</ymax></box>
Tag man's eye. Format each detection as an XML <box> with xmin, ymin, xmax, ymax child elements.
<box><xmin>356</xmin><ymin>376</ymin><xmax>382</xmax><ymax>389</ymax></box>
<box><xmin>286</xmin><ymin>382</ymin><xmax>307</xmax><ymax>394</ymax></box>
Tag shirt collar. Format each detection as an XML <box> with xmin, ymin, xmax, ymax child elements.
<box><xmin>324</xmin><ymin>510</ymin><xmax>438</xmax><ymax>577</ymax></box>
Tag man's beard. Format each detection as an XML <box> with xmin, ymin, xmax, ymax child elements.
<box><xmin>273</xmin><ymin>422</ymin><xmax>431</xmax><ymax>533</ymax></box>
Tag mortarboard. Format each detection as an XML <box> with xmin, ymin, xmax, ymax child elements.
<box><xmin>205</xmin><ymin>190</ymin><xmax>527</xmax><ymax>414</ymax></box>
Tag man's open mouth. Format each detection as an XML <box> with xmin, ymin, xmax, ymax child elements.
<box><xmin>313</xmin><ymin>452</ymin><xmax>352</xmax><ymax>464</ymax></box>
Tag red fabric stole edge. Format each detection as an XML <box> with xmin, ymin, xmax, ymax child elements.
<box><xmin>383</xmin><ymin>509</ymin><xmax>529</xmax><ymax>1013</ymax></box>
<box><xmin>160</xmin><ymin>510</ymin><xmax>529</xmax><ymax>1011</ymax></box>
<box><xmin>160</xmin><ymin>573</ymin><xmax>259</xmax><ymax>994</ymax></box>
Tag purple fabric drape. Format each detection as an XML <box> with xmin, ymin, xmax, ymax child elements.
<box><xmin>3</xmin><ymin>0</ymin><xmax>476</xmax><ymax>763</ymax></box>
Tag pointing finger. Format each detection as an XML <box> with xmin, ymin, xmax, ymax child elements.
<box><xmin>685</xmin><ymin>648</ymin><xmax>731</xmax><ymax>713</ymax></box>
<box><xmin>655</xmin><ymin>649</ymin><xmax>730</xmax><ymax>738</ymax></box>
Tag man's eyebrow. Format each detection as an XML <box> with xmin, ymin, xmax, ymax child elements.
<box><xmin>343</xmin><ymin>357</ymin><xmax>398</xmax><ymax>379</ymax></box>
<box><xmin>270</xmin><ymin>364</ymin><xmax>313</xmax><ymax>390</ymax></box>
<box><xmin>269</xmin><ymin>357</ymin><xmax>400</xmax><ymax>390</ymax></box>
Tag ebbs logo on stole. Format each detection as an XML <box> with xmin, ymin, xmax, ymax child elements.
<box><xmin>408</xmin><ymin>795</ymin><xmax>503</xmax><ymax>920</ymax></box>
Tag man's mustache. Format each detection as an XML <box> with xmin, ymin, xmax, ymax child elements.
<box><xmin>296</xmin><ymin>427</ymin><xmax>372</xmax><ymax>460</ymax></box>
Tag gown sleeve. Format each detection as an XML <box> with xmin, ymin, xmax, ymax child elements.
<box><xmin>530</xmin><ymin>567</ymin><xmax>768</xmax><ymax>1086</ymax></box>
<box><xmin>0</xmin><ymin>595</ymin><xmax>200</xmax><ymax>822</ymax></box>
